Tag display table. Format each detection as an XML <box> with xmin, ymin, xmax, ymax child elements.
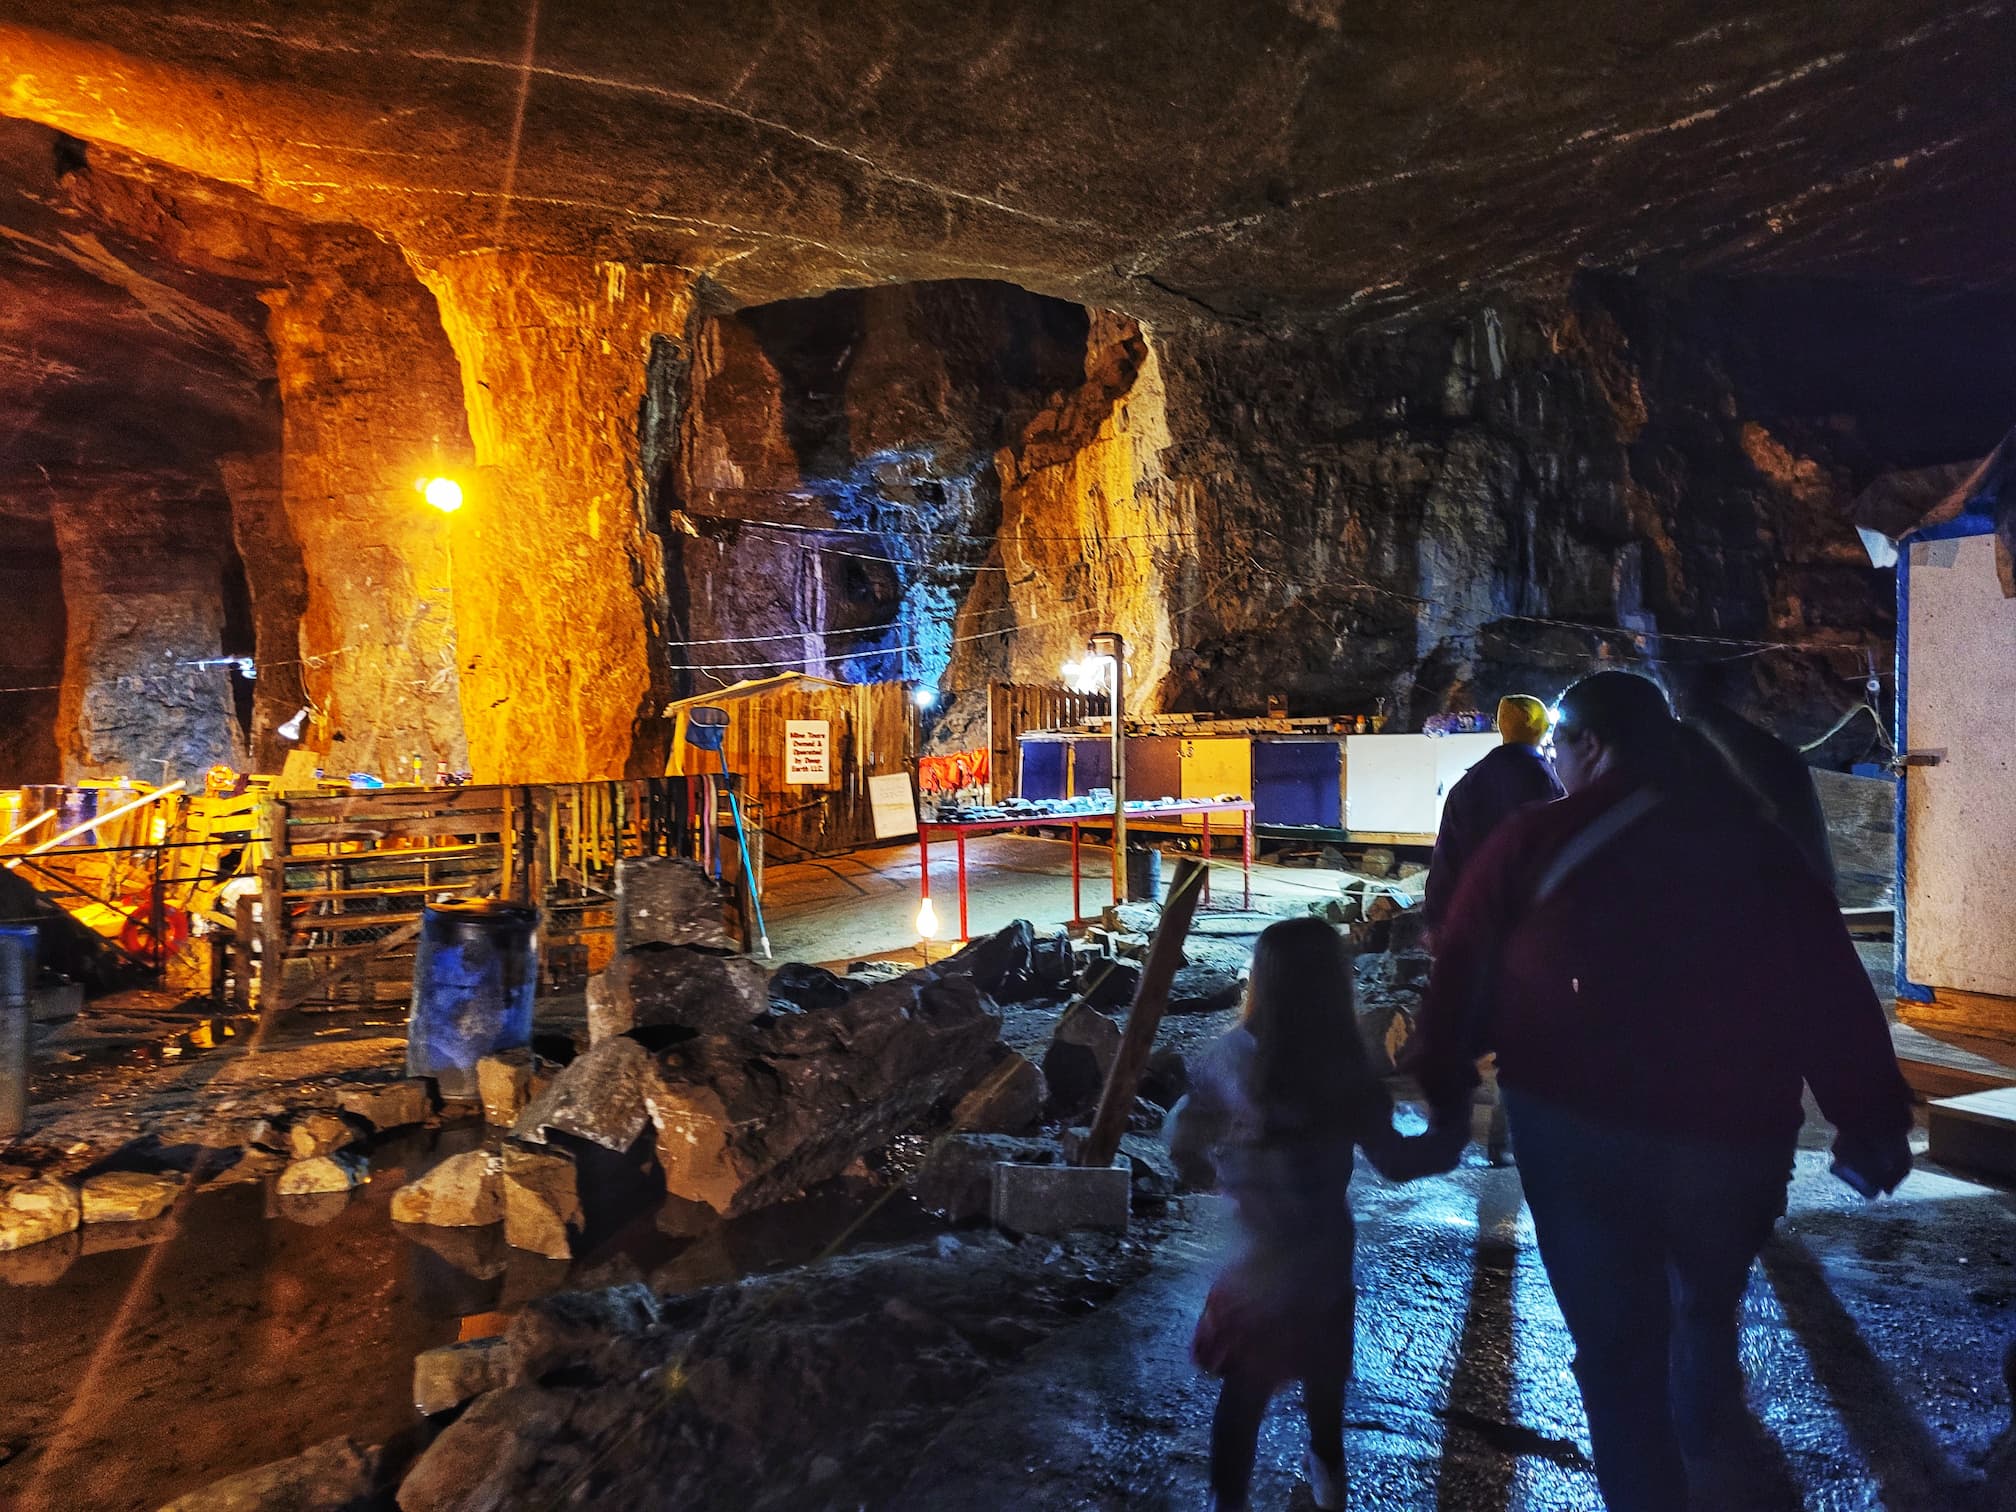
<box><xmin>917</xmin><ymin>799</ymin><xmax>1255</xmax><ymax>941</ymax></box>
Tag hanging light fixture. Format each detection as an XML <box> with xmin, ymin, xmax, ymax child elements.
<box><xmin>276</xmin><ymin>706</ymin><xmax>310</xmax><ymax>743</ymax></box>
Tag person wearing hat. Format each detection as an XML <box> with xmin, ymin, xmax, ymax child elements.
<box><xmin>1422</xmin><ymin>694</ymin><xmax>1564</xmax><ymax>948</ymax></box>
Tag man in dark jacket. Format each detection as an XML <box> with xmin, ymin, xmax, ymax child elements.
<box><xmin>1423</xmin><ymin>694</ymin><xmax>1564</xmax><ymax>946</ymax></box>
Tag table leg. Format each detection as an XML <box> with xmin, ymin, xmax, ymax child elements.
<box><xmin>1242</xmin><ymin>810</ymin><xmax>1253</xmax><ymax>910</ymax></box>
<box><xmin>1071</xmin><ymin>820</ymin><xmax>1082</xmax><ymax>925</ymax></box>
<box><xmin>918</xmin><ymin>830</ymin><xmax>930</xmax><ymax>903</ymax></box>
<box><xmin>955</xmin><ymin>831</ymin><xmax>970</xmax><ymax>941</ymax></box>
<box><xmin>1201</xmin><ymin>812</ymin><xmax>1212</xmax><ymax>906</ymax></box>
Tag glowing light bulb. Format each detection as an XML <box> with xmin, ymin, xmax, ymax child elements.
<box><xmin>912</xmin><ymin>686</ymin><xmax>938</xmax><ymax>709</ymax></box>
<box><xmin>418</xmin><ymin>476</ymin><xmax>464</xmax><ymax>512</ymax></box>
<box><xmin>916</xmin><ymin>896</ymin><xmax>940</xmax><ymax>941</ymax></box>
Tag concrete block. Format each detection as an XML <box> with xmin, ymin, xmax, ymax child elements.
<box><xmin>1928</xmin><ymin>1088</ymin><xmax>2016</xmax><ymax>1181</ymax></box>
<box><xmin>991</xmin><ymin>1158</ymin><xmax>1131</xmax><ymax>1237</ymax></box>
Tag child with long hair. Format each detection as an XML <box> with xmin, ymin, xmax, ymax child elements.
<box><xmin>1172</xmin><ymin>917</ymin><xmax>1462</xmax><ymax>1511</ymax></box>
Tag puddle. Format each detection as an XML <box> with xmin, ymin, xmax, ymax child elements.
<box><xmin>0</xmin><ymin>1122</ymin><xmax>942</xmax><ymax>1510</ymax></box>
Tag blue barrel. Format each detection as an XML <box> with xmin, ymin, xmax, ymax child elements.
<box><xmin>0</xmin><ymin>923</ymin><xmax>35</xmax><ymax>1140</ymax></box>
<box><xmin>406</xmin><ymin>901</ymin><xmax>538</xmax><ymax>1101</ymax></box>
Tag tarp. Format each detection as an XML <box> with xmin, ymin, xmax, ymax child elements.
<box><xmin>1853</xmin><ymin>423</ymin><xmax>2016</xmax><ymax>596</ymax></box>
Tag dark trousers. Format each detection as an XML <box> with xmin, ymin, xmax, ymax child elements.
<box><xmin>1502</xmin><ymin>1088</ymin><xmax>1794</xmax><ymax>1512</ymax></box>
<box><xmin>1209</xmin><ymin>1372</ymin><xmax>1344</xmax><ymax>1507</ymax></box>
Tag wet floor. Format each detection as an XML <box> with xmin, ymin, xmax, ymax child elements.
<box><xmin>0</xmin><ymin>1122</ymin><xmax>941</xmax><ymax>1511</ymax></box>
<box><xmin>894</xmin><ymin>1145</ymin><xmax>2016</xmax><ymax>1511</ymax></box>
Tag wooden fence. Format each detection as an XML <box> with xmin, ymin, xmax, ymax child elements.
<box><xmin>248</xmin><ymin>779</ymin><xmax>682</xmax><ymax>1013</ymax></box>
<box><xmin>987</xmin><ymin>683</ymin><xmax>1109</xmax><ymax>801</ymax></box>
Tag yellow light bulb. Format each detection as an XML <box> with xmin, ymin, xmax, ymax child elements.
<box><xmin>916</xmin><ymin>896</ymin><xmax>940</xmax><ymax>941</ymax></box>
<box><xmin>420</xmin><ymin>476</ymin><xmax>464</xmax><ymax>512</ymax></box>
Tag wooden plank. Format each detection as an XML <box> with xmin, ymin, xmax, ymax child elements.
<box><xmin>258</xmin><ymin>859</ymin><xmax>287</xmax><ymax>1012</ymax></box>
<box><xmin>1899</xmin><ymin>990</ymin><xmax>2016</xmax><ymax>1042</ymax></box>
<box><xmin>281</xmin><ymin>786</ymin><xmax>512</xmax><ymax>820</ymax></box>
<box><xmin>283</xmin><ymin>816</ymin><xmax>509</xmax><ymax>842</ymax></box>
<box><xmin>232</xmin><ymin>895</ymin><xmax>254</xmax><ymax>1014</ymax></box>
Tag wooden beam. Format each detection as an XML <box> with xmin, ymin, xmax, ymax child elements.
<box><xmin>1078</xmin><ymin>856</ymin><xmax>1209</xmax><ymax>1168</ymax></box>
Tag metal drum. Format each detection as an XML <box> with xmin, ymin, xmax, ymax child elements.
<box><xmin>406</xmin><ymin>900</ymin><xmax>538</xmax><ymax>1101</ymax></box>
<box><xmin>0</xmin><ymin>923</ymin><xmax>37</xmax><ymax>1140</ymax></box>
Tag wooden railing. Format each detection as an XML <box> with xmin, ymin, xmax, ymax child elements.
<box><xmin>254</xmin><ymin>778</ymin><xmax>682</xmax><ymax>1012</ymax></box>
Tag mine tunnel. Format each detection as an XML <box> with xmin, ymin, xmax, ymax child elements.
<box><xmin>1</xmin><ymin>5</ymin><xmax>2015</xmax><ymax>1509</ymax></box>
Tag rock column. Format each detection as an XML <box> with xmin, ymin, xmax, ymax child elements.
<box><xmin>46</xmin><ymin>478</ymin><xmax>243</xmax><ymax>785</ymax></box>
<box><xmin>261</xmin><ymin>235</ymin><xmax>475</xmax><ymax>780</ymax></box>
<box><xmin>217</xmin><ymin>453</ymin><xmax>309</xmax><ymax>773</ymax></box>
<box><xmin>417</xmin><ymin>253</ymin><xmax>694</xmax><ymax>782</ymax></box>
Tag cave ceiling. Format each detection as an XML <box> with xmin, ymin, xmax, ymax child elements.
<box><xmin>0</xmin><ymin>0</ymin><xmax>2010</xmax><ymax>331</ymax></box>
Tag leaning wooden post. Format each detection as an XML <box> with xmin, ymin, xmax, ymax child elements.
<box><xmin>1078</xmin><ymin>855</ymin><xmax>1209</xmax><ymax>1169</ymax></box>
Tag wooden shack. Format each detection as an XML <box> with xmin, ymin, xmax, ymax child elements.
<box><xmin>665</xmin><ymin>675</ymin><xmax>917</xmax><ymax>861</ymax></box>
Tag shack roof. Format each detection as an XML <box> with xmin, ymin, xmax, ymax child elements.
<box><xmin>662</xmin><ymin>673</ymin><xmax>854</xmax><ymax>716</ymax></box>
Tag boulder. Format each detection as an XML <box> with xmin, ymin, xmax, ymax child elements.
<box><xmin>1166</xmin><ymin>963</ymin><xmax>1242</xmax><ymax>1016</ymax></box>
<box><xmin>845</xmin><ymin>959</ymin><xmax>916</xmax><ymax>984</ymax></box>
<box><xmin>391</xmin><ymin>1150</ymin><xmax>503</xmax><ymax>1227</ymax></box>
<box><xmin>513</xmin><ymin>1035</ymin><xmax>657</xmax><ymax>1153</ymax></box>
<box><xmin>1118</xmin><ymin>1133</ymin><xmax>1180</xmax><ymax>1208</ymax></box>
<box><xmin>1078</xmin><ymin>957</ymin><xmax>1141</xmax><ymax>1010</ymax></box>
<box><xmin>1140</xmin><ymin>1046</ymin><xmax>1190</xmax><ymax>1110</ymax></box>
<box><xmin>766</xmin><ymin>962</ymin><xmax>855</xmax><ymax>1012</ymax></box>
<box><xmin>1359</xmin><ymin>846</ymin><xmax>1397</xmax><ymax>877</ymax></box>
<box><xmin>505</xmin><ymin>1282</ymin><xmax>664</xmax><ymax>1387</ymax></box>
<box><xmin>286</xmin><ymin>1110</ymin><xmax>361</xmax><ymax>1160</ymax></box>
<box><xmin>933</xmin><ymin>921</ymin><xmax>1036</xmax><ymax>1002</ymax></box>
<box><xmin>403</xmin><ymin>1221</ymin><xmax>509</xmax><ymax>1281</ymax></box>
<box><xmin>155</xmin><ymin>1436</ymin><xmax>380</xmax><ymax>1512</ymax></box>
<box><xmin>79</xmin><ymin>1170</ymin><xmax>181</xmax><ymax>1224</ymax></box>
<box><xmin>649</xmin><ymin>968</ymin><xmax>1003</xmax><ymax>1217</ymax></box>
<box><xmin>0</xmin><ymin>1180</ymin><xmax>81</xmax><ymax>1252</ymax></box>
<box><xmin>477</xmin><ymin>1049</ymin><xmax>536</xmax><ymax>1127</ymax></box>
<box><xmin>1042</xmin><ymin>1004</ymin><xmax>1123</xmax><ymax>1117</ymax></box>
<box><xmin>948</xmin><ymin>1047</ymin><xmax>1044</xmax><ymax>1134</ymax></box>
<box><xmin>613</xmin><ymin>854</ymin><xmax>735</xmax><ymax>952</ymax></box>
<box><xmin>337</xmin><ymin>1078</ymin><xmax>430</xmax><ymax>1132</ymax></box>
<box><xmin>414</xmin><ymin>1337</ymin><xmax>510</xmax><ymax>1417</ymax></box>
<box><xmin>1030</xmin><ymin>929</ymin><xmax>1075</xmax><ymax>992</ymax></box>
<box><xmin>910</xmin><ymin>1134</ymin><xmax>1061</xmax><ymax>1221</ymax></box>
<box><xmin>276</xmin><ymin>1151</ymin><xmax>368</xmax><ymax>1195</ymax></box>
<box><xmin>501</xmin><ymin>1140</ymin><xmax>580</xmax><ymax>1259</ymax></box>
<box><xmin>591</xmin><ymin>947</ymin><xmax>770</xmax><ymax>1043</ymax></box>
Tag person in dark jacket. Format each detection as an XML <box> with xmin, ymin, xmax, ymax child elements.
<box><xmin>1422</xmin><ymin>694</ymin><xmax>1564</xmax><ymax>946</ymax></box>
<box><xmin>1666</xmin><ymin>661</ymin><xmax>1836</xmax><ymax>891</ymax></box>
<box><xmin>1406</xmin><ymin>671</ymin><xmax>1913</xmax><ymax>1512</ymax></box>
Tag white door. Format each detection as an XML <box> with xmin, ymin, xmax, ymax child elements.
<box><xmin>1903</xmin><ymin>530</ymin><xmax>2016</xmax><ymax>999</ymax></box>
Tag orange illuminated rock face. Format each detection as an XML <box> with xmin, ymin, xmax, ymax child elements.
<box><xmin>418</xmin><ymin>252</ymin><xmax>695</xmax><ymax>782</ymax></box>
<box><xmin>263</xmin><ymin>234</ymin><xmax>475</xmax><ymax>778</ymax></box>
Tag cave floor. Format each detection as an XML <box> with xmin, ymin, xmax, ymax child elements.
<box><xmin>764</xmin><ymin>832</ymin><xmax>1347</xmax><ymax>966</ymax></box>
<box><xmin>893</xmin><ymin>1133</ymin><xmax>2016</xmax><ymax>1512</ymax></box>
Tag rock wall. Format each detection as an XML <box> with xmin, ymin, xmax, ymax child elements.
<box><xmin>217</xmin><ymin>452</ymin><xmax>308</xmax><ymax>773</ymax></box>
<box><xmin>418</xmin><ymin>253</ymin><xmax>694</xmax><ymax>781</ymax></box>
<box><xmin>0</xmin><ymin>510</ymin><xmax>65</xmax><ymax>786</ymax></box>
<box><xmin>668</xmin><ymin>282</ymin><xmax>1092</xmax><ymax>693</ymax></box>
<box><xmin>262</xmin><ymin>234</ymin><xmax>474</xmax><ymax>779</ymax></box>
<box><xmin>46</xmin><ymin>481</ymin><xmax>242</xmax><ymax>784</ymax></box>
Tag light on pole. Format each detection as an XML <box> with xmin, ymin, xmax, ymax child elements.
<box><xmin>1086</xmin><ymin>631</ymin><xmax>1127</xmax><ymax>902</ymax></box>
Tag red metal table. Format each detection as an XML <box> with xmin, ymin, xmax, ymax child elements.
<box><xmin>917</xmin><ymin>800</ymin><xmax>1255</xmax><ymax>942</ymax></box>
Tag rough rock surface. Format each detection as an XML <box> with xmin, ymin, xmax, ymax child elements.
<box><xmin>413</xmin><ymin>1338</ymin><xmax>509</xmax><ymax>1419</ymax></box>
<box><xmin>947</xmin><ymin>1047</ymin><xmax>1046</xmax><ymax>1136</ymax></box>
<box><xmin>394</xmin><ymin>1232</ymin><xmax>1150</xmax><ymax>1512</ymax></box>
<box><xmin>590</xmin><ymin>948</ymin><xmax>770</xmax><ymax>1044</ymax></box>
<box><xmin>78</xmin><ymin>1169</ymin><xmax>180</xmax><ymax>1224</ymax></box>
<box><xmin>155</xmin><ymin>1436</ymin><xmax>381</xmax><ymax>1512</ymax></box>
<box><xmin>275</xmin><ymin>1152</ymin><xmax>367</xmax><ymax>1196</ymax></box>
<box><xmin>475</xmin><ymin>1050</ymin><xmax>534</xmax><ymax>1128</ymax></box>
<box><xmin>0</xmin><ymin>1179</ymin><xmax>81</xmax><ymax>1252</ymax></box>
<box><xmin>612</xmin><ymin>856</ymin><xmax>735</xmax><ymax>953</ymax></box>
<box><xmin>1042</xmin><ymin>1005</ymin><xmax>1124</xmax><ymax>1118</ymax></box>
<box><xmin>390</xmin><ymin>1150</ymin><xmax>503</xmax><ymax>1229</ymax></box>
<box><xmin>650</xmin><ymin>968</ymin><xmax>1003</xmax><ymax>1216</ymax></box>
<box><xmin>286</xmin><ymin>1111</ymin><xmax>360</xmax><ymax>1160</ymax></box>
<box><xmin>336</xmin><ymin>1080</ymin><xmax>430</xmax><ymax>1133</ymax></box>
<box><xmin>501</xmin><ymin>1141</ymin><xmax>581</xmax><ymax>1261</ymax></box>
<box><xmin>512</xmin><ymin>1036</ymin><xmax>657</xmax><ymax>1154</ymax></box>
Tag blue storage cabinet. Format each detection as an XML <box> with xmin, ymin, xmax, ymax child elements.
<box><xmin>1251</xmin><ymin>738</ymin><xmax>1343</xmax><ymax>828</ymax></box>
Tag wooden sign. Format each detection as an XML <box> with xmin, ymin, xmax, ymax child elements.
<box><xmin>869</xmin><ymin>771</ymin><xmax>917</xmax><ymax>839</ymax></box>
<box><xmin>784</xmin><ymin>720</ymin><xmax>831</xmax><ymax>785</ymax></box>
